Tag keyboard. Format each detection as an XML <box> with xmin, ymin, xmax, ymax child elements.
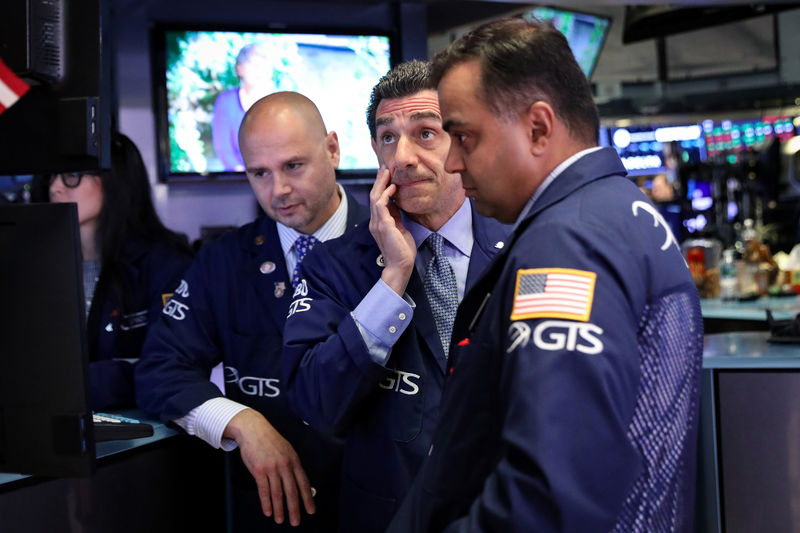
<box><xmin>93</xmin><ymin>413</ymin><xmax>154</xmax><ymax>442</ymax></box>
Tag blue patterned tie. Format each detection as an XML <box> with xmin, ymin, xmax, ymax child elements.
<box><xmin>423</xmin><ymin>233</ymin><xmax>459</xmax><ymax>357</ymax></box>
<box><xmin>292</xmin><ymin>235</ymin><xmax>318</xmax><ymax>288</ymax></box>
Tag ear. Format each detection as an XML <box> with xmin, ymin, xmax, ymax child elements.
<box><xmin>525</xmin><ymin>101</ymin><xmax>555</xmax><ymax>156</ymax></box>
<box><xmin>326</xmin><ymin>131</ymin><xmax>341</xmax><ymax>168</ymax></box>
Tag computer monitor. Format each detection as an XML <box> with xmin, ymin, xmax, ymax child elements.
<box><xmin>523</xmin><ymin>6</ymin><xmax>611</xmax><ymax>79</ymax></box>
<box><xmin>151</xmin><ymin>25</ymin><xmax>394</xmax><ymax>181</ymax></box>
<box><xmin>0</xmin><ymin>203</ymin><xmax>95</xmax><ymax>477</ymax></box>
<box><xmin>699</xmin><ymin>369</ymin><xmax>800</xmax><ymax>533</ymax></box>
<box><xmin>0</xmin><ymin>0</ymin><xmax>112</xmax><ymax>176</ymax></box>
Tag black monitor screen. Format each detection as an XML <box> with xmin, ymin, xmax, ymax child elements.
<box><xmin>152</xmin><ymin>27</ymin><xmax>393</xmax><ymax>180</ymax></box>
<box><xmin>716</xmin><ymin>370</ymin><xmax>800</xmax><ymax>533</ymax></box>
<box><xmin>0</xmin><ymin>203</ymin><xmax>94</xmax><ymax>477</ymax></box>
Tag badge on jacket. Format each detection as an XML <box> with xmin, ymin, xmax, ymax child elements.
<box><xmin>511</xmin><ymin>268</ymin><xmax>596</xmax><ymax>321</ymax></box>
<box><xmin>274</xmin><ymin>281</ymin><xmax>286</xmax><ymax>298</ymax></box>
<box><xmin>120</xmin><ymin>309</ymin><xmax>148</xmax><ymax>331</ymax></box>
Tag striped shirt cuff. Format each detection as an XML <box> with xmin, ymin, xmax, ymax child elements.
<box><xmin>173</xmin><ymin>397</ymin><xmax>249</xmax><ymax>451</ymax></box>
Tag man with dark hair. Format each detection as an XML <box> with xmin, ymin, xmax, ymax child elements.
<box><xmin>282</xmin><ymin>60</ymin><xmax>507</xmax><ymax>533</ymax></box>
<box><xmin>388</xmin><ymin>18</ymin><xmax>703</xmax><ymax>533</ymax></box>
<box><xmin>137</xmin><ymin>92</ymin><xmax>369</xmax><ymax>532</ymax></box>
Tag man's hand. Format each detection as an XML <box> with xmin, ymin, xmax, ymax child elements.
<box><xmin>369</xmin><ymin>167</ymin><xmax>416</xmax><ymax>295</ymax></box>
<box><xmin>223</xmin><ymin>408</ymin><xmax>315</xmax><ymax>526</ymax></box>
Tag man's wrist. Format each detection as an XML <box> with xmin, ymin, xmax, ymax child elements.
<box><xmin>381</xmin><ymin>264</ymin><xmax>414</xmax><ymax>296</ymax></box>
<box><xmin>222</xmin><ymin>407</ymin><xmax>262</xmax><ymax>443</ymax></box>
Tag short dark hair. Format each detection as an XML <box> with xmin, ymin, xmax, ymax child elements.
<box><xmin>366</xmin><ymin>60</ymin><xmax>435</xmax><ymax>139</ymax></box>
<box><xmin>430</xmin><ymin>17</ymin><xmax>599</xmax><ymax>146</ymax></box>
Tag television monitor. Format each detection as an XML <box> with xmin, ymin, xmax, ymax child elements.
<box><xmin>0</xmin><ymin>203</ymin><xmax>95</xmax><ymax>477</ymax></box>
<box><xmin>702</xmin><ymin>115</ymin><xmax>799</xmax><ymax>161</ymax></box>
<box><xmin>523</xmin><ymin>6</ymin><xmax>611</xmax><ymax>79</ymax></box>
<box><xmin>609</xmin><ymin>125</ymin><xmax>668</xmax><ymax>177</ymax></box>
<box><xmin>699</xmin><ymin>369</ymin><xmax>800</xmax><ymax>533</ymax></box>
<box><xmin>0</xmin><ymin>0</ymin><xmax>112</xmax><ymax>175</ymax></box>
<box><xmin>609</xmin><ymin>123</ymin><xmax>708</xmax><ymax>177</ymax></box>
<box><xmin>0</xmin><ymin>174</ymin><xmax>32</xmax><ymax>203</ymax></box>
<box><xmin>151</xmin><ymin>26</ymin><xmax>394</xmax><ymax>181</ymax></box>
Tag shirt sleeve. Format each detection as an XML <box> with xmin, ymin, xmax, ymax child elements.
<box><xmin>351</xmin><ymin>279</ymin><xmax>415</xmax><ymax>365</ymax></box>
<box><xmin>173</xmin><ymin>397</ymin><xmax>250</xmax><ymax>451</ymax></box>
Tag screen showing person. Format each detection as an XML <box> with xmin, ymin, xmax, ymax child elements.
<box><xmin>159</xmin><ymin>29</ymin><xmax>391</xmax><ymax>177</ymax></box>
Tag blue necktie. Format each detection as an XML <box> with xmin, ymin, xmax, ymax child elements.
<box><xmin>423</xmin><ymin>233</ymin><xmax>459</xmax><ymax>357</ymax></box>
<box><xmin>292</xmin><ymin>235</ymin><xmax>318</xmax><ymax>288</ymax></box>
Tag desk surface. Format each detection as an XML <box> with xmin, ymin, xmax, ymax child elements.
<box><xmin>704</xmin><ymin>331</ymin><xmax>800</xmax><ymax>369</ymax></box>
<box><xmin>0</xmin><ymin>410</ymin><xmax>176</xmax><ymax>486</ymax></box>
<box><xmin>701</xmin><ymin>295</ymin><xmax>800</xmax><ymax>321</ymax></box>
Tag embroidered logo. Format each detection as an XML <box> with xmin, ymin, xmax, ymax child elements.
<box><xmin>511</xmin><ymin>268</ymin><xmax>596</xmax><ymax>322</ymax></box>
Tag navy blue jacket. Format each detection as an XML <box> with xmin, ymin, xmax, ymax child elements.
<box><xmin>283</xmin><ymin>202</ymin><xmax>508</xmax><ymax>533</ymax></box>
<box><xmin>88</xmin><ymin>238</ymin><xmax>192</xmax><ymax>410</ymax></box>
<box><xmin>387</xmin><ymin>148</ymin><xmax>704</xmax><ymax>533</ymax></box>
<box><xmin>136</xmin><ymin>194</ymin><xmax>368</xmax><ymax>533</ymax></box>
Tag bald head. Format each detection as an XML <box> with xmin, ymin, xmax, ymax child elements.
<box><xmin>239</xmin><ymin>91</ymin><xmax>328</xmax><ymax>148</ymax></box>
<box><xmin>238</xmin><ymin>91</ymin><xmax>341</xmax><ymax>235</ymax></box>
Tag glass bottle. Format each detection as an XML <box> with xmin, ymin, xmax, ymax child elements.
<box><xmin>720</xmin><ymin>249</ymin><xmax>738</xmax><ymax>301</ymax></box>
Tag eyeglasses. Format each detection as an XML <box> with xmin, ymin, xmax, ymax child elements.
<box><xmin>49</xmin><ymin>172</ymin><xmax>88</xmax><ymax>188</ymax></box>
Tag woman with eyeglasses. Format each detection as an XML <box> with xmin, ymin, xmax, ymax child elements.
<box><xmin>33</xmin><ymin>133</ymin><xmax>194</xmax><ymax>410</ymax></box>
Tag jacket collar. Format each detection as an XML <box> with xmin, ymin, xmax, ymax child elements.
<box><xmin>522</xmin><ymin>147</ymin><xmax>627</xmax><ymax>225</ymax></box>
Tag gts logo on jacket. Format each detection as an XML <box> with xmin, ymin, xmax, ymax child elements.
<box><xmin>507</xmin><ymin>320</ymin><xmax>604</xmax><ymax>355</ymax></box>
<box><xmin>287</xmin><ymin>279</ymin><xmax>313</xmax><ymax>318</ymax></box>
<box><xmin>224</xmin><ymin>366</ymin><xmax>280</xmax><ymax>398</ymax></box>
<box><xmin>378</xmin><ymin>369</ymin><xmax>421</xmax><ymax>396</ymax></box>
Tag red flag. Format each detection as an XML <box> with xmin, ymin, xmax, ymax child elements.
<box><xmin>0</xmin><ymin>57</ymin><xmax>31</xmax><ymax>115</ymax></box>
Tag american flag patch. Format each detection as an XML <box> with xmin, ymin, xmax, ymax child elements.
<box><xmin>510</xmin><ymin>268</ymin><xmax>596</xmax><ymax>321</ymax></box>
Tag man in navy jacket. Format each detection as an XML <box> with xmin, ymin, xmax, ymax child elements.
<box><xmin>386</xmin><ymin>18</ymin><xmax>703</xmax><ymax>533</ymax></box>
<box><xmin>136</xmin><ymin>92</ymin><xmax>368</xmax><ymax>532</ymax></box>
<box><xmin>282</xmin><ymin>61</ymin><xmax>508</xmax><ymax>533</ymax></box>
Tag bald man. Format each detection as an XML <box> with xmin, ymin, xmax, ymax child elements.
<box><xmin>137</xmin><ymin>92</ymin><xmax>368</xmax><ymax>532</ymax></box>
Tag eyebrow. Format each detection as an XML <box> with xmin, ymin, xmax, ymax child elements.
<box><xmin>442</xmin><ymin>118</ymin><xmax>464</xmax><ymax>133</ymax></box>
<box><xmin>375</xmin><ymin>116</ymin><xmax>394</xmax><ymax>130</ymax></box>
<box><xmin>409</xmin><ymin>110</ymin><xmax>441</xmax><ymax>123</ymax></box>
<box><xmin>375</xmin><ymin>110</ymin><xmax>443</xmax><ymax>131</ymax></box>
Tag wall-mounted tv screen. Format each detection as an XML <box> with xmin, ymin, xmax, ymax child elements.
<box><xmin>523</xmin><ymin>6</ymin><xmax>611</xmax><ymax>79</ymax></box>
<box><xmin>152</xmin><ymin>27</ymin><xmax>392</xmax><ymax>181</ymax></box>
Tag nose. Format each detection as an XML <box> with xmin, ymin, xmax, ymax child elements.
<box><xmin>444</xmin><ymin>144</ymin><xmax>465</xmax><ymax>175</ymax></box>
<box><xmin>49</xmin><ymin>175</ymin><xmax>64</xmax><ymax>199</ymax></box>
<box><xmin>392</xmin><ymin>135</ymin><xmax>419</xmax><ymax>170</ymax></box>
<box><xmin>271</xmin><ymin>172</ymin><xmax>292</xmax><ymax>198</ymax></box>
